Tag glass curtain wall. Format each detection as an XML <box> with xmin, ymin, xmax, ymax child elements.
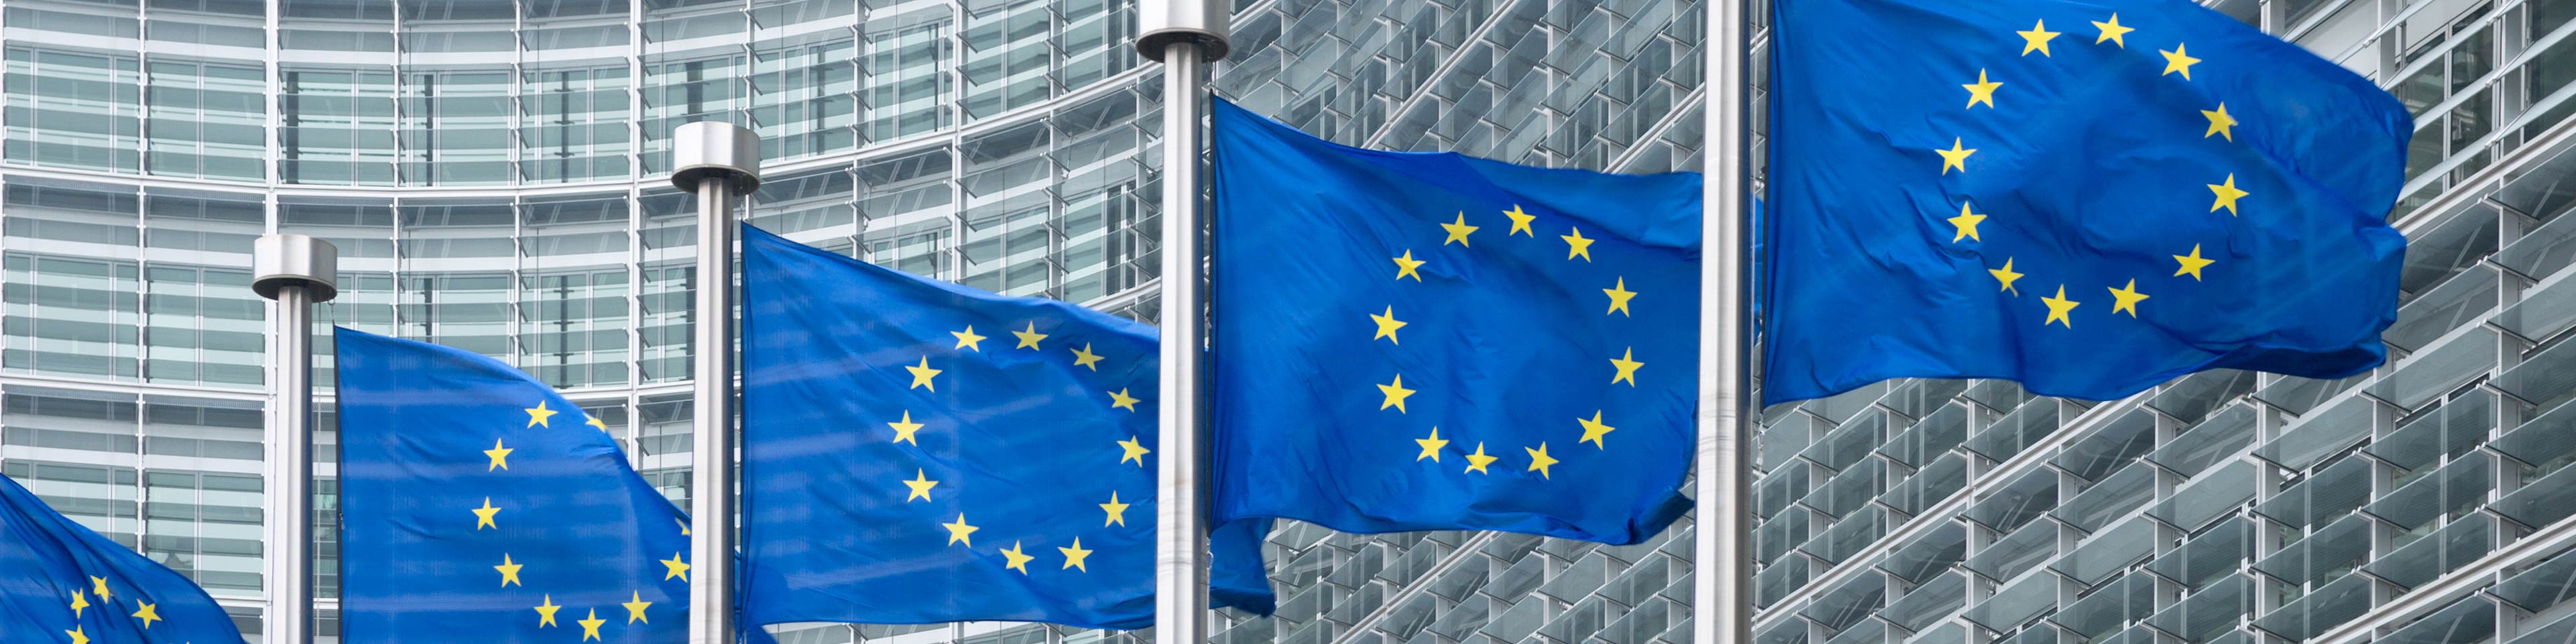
<box><xmin>5</xmin><ymin>1</ymin><xmax>2576</xmax><ymax>643</ymax></box>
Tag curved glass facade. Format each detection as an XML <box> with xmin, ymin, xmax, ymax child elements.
<box><xmin>0</xmin><ymin>0</ymin><xmax>1709</xmax><ymax>637</ymax></box>
<box><xmin>0</xmin><ymin>0</ymin><xmax>1199</xmax><ymax>637</ymax></box>
<box><xmin>7</xmin><ymin>1</ymin><xmax>2576</xmax><ymax>644</ymax></box>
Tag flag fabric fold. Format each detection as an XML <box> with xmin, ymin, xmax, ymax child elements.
<box><xmin>739</xmin><ymin>225</ymin><xmax>1275</xmax><ymax>631</ymax></box>
<box><xmin>1207</xmin><ymin>98</ymin><xmax>1701</xmax><ymax>545</ymax></box>
<box><xmin>336</xmin><ymin>328</ymin><xmax>710</xmax><ymax>643</ymax></box>
<box><xmin>1763</xmin><ymin>0</ymin><xmax>2411</xmax><ymax>404</ymax></box>
<box><xmin>2</xmin><ymin>472</ymin><xmax>245</xmax><ymax>644</ymax></box>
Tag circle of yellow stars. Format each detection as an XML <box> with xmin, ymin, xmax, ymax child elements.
<box><xmin>464</xmin><ymin>399</ymin><xmax>672</xmax><ymax>641</ymax></box>
<box><xmin>1381</xmin><ymin>203</ymin><xmax>1652</xmax><ymax>482</ymax></box>
<box><xmin>1944</xmin><ymin>13</ymin><xmax>2243</xmax><ymax>329</ymax></box>
<box><xmin>916</xmin><ymin>317</ymin><xmax>1126</xmax><ymax>576</ymax></box>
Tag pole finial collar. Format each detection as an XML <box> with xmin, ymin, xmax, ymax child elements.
<box><xmin>253</xmin><ymin>234</ymin><xmax>340</xmax><ymax>303</ymax></box>
<box><xmin>670</xmin><ymin>121</ymin><xmax>764</xmax><ymax>193</ymax></box>
<box><xmin>1137</xmin><ymin>0</ymin><xmax>1231</xmax><ymax>62</ymax></box>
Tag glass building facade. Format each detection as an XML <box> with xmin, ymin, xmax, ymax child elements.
<box><xmin>1</xmin><ymin>0</ymin><xmax>2574</xmax><ymax>643</ymax></box>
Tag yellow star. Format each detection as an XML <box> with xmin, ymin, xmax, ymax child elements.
<box><xmin>904</xmin><ymin>356</ymin><xmax>941</xmax><ymax>390</ymax></box>
<box><xmin>622</xmin><ymin>591</ymin><xmax>651</xmax><ymax>624</ymax></box>
<box><xmin>888</xmin><ymin>411</ymin><xmax>924</xmax><ymax>445</ymax></box>
<box><xmin>661</xmin><ymin>552</ymin><xmax>691</xmax><ymax>581</ymax></box>
<box><xmin>1464</xmin><ymin>443</ymin><xmax>1498</xmax><ymax>474</ymax></box>
<box><xmin>2174</xmin><ymin>244</ymin><xmax>2216</xmax><ymax>280</ymax></box>
<box><xmin>68</xmin><ymin>590</ymin><xmax>87</xmax><ymax>618</ymax></box>
<box><xmin>1377</xmin><ymin>374</ymin><xmax>1416</xmax><ymax>413</ymax></box>
<box><xmin>1012</xmin><ymin>321</ymin><xmax>1047</xmax><ymax>350</ymax></box>
<box><xmin>1578</xmin><ymin>411</ymin><xmax>1617</xmax><ymax>449</ymax></box>
<box><xmin>1990</xmin><ymin>258</ymin><xmax>2025</xmax><ymax>294</ymax></box>
<box><xmin>1415</xmin><ymin>427</ymin><xmax>1450</xmax><ymax>462</ymax></box>
<box><xmin>1947</xmin><ymin>201</ymin><xmax>1988</xmax><ymax>242</ymax></box>
<box><xmin>1937</xmin><ymin>138</ymin><xmax>1977</xmax><ymax>174</ymax></box>
<box><xmin>2202</xmin><ymin>103</ymin><xmax>2237</xmax><ymax>141</ymax></box>
<box><xmin>1118</xmin><ymin>435</ymin><xmax>1151</xmax><ymax>467</ymax></box>
<box><xmin>1609</xmin><ymin>348</ymin><xmax>1644</xmax><ymax>386</ymax></box>
<box><xmin>2093</xmin><ymin>13</ymin><xmax>2134</xmax><ymax>47</ymax></box>
<box><xmin>1059</xmin><ymin>537</ymin><xmax>1093</xmax><ymax>572</ymax></box>
<box><xmin>484</xmin><ymin>438</ymin><xmax>513</xmax><ymax>471</ymax></box>
<box><xmin>535</xmin><ymin>595</ymin><xmax>563</xmax><ymax>627</ymax></box>
<box><xmin>472</xmin><ymin>497</ymin><xmax>502</xmax><ymax>530</ymax></box>
<box><xmin>1001</xmin><ymin>541</ymin><xmax>1036</xmax><ymax>574</ymax></box>
<box><xmin>586</xmin><ymin>415</ymin><xmax>608</xmax><ymax>433</ymax></box>
<box><xmin>578</xmin><ymin>608</ymin><xmax>606</xmax><ymax>641</ymax></box>
<box><xmin>1962</xmin><ymin>70</ymin><xmax>2001</xmax><ymax>109</ymax></box>
<box><xmin>64</xmin><ymin>625</ymin><xmax>87</xmax><ymax>644</ymax></box>
<box><xmin>1503</xmin><ymin>205</ymin><xmax>1536</xmax><ymax>236</ymax></box>
<box><xmin>1099</xmin><ymin>492</ymin><xmax>1131</xmax><ymax>527</ymax></box>
<box><xmin>1525</xmin><ymin>443</ymin><xmax>1560</xmax><ymax>479</ymax></box>
<box><xmin>131</xmin><ymin>602</ymin><xmax>159</xmax><ymax>629</ymax></box>
<box><xmin>1391</xmin><ymin>250</ymin><xmax>1427</xmax><ymax>281</ymax></box>
<box><xmin>1562</xmin><ymin>227</ymin><xmax>1595</xmax><ymax>261</ymax></box>
<box><xmin>952</xmin><ymin>325</ymin><xmax>987</xmax><ymax>351</ymax></box>
<box><xmin>2161</xmin><ymin>43</ymin><xmax>2200</xmax><ymax>79</ymax></box>
<box><xmin>1603</xmin><ymin>278</ymin><xmax>1638</xmax><ymax>317</ymax></box>
<box><xmin>2043</xmin><ymin>285</ymin><xmax>2081</xmax><ymax>328</ymax></box>
<box><xmin>639</xmin><ymin>553</ymin><xmax>680</xmax><ymax>584</ymax></box>
<box><xmin>2108</xmin><ymin>279</ymin><xmax>2150</xmax><ymax>317</ymax></box>
<box><xmin>2018</xmin><ymin>20</ymin><xmax>2060</xmax><ymax>56</ymax></box>
<box><xmin>678</xmin><ymin>518</ymin><xmax>690</xmax><ymax>535</ymax></box>
<box><xmin>2208</xmin><ymin>174</ymin><xmax>2248</xmax><ymax>215</ymax></box>
<box><xmin>525</xmin><ymin>400</ymin><xmax>558</xmax><ymax>427</ymax></box>
<box><xmin>494</xmin><ymin>553</ymin><xmax>525</xmax><ymax>587</ymax></box>
<box><xmin>903</xmin><ymin>469</ymin><xmax>938</xmax><ymax>502</ymax></box>
<box><xmin>942</xmin><ymin>514</ymin><xmax>979</xmax><ymax>547</ymax></box>
<box><xmin>1071</xmin><ymin>343</ymin><xmax>1105</xmax><ymax>370</ymax></box>
<box><xmin>1108</xmin><ymin>388</ymin><xmax>1141</xmax><ymax>411</ymax></box>
<box><xmin>1440</xmin><ymin>212</ymin><xmax>1480</xmax><ymax>246</ymax></box>
<box><xmin>1371</xmin><ymin>307</ymin><xmax>1407</xmax><ymax>344</ymax></box>
<box><xmin>90</xmin><ymin>576</ymin><xmax>108</xmax><ymax>601</ymax></box>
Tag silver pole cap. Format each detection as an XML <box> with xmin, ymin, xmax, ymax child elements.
<box><xmin>670</xmin><ymin>121</ymin><xmax>764</xmax><ymax>193</ymax></box>
<box><xmin>252</xmin><ymin>234</ymin><xmax>340</xmax><ymax>303</ymax></box>
<box><xmin>1137</xmin><ymin>0</ymin><xmax>1231</xmax><ymax>62</ymax></box>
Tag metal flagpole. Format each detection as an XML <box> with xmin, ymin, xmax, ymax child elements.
<box><xmin>254</xmin><ymin>234</ymin><xmax>339</xmax><ymax>644</ymax></box>
<box><xmin>1695</xmin><ymin>0</ymin><xmax>1756</xmax><ymax>642</ymax></box>
<box><xmin>1137</xmin><ymin>3</ymin><xmax>1228</xmax><ymax>643</ymax></box>
<box><xmin>672</xmin><ymin>121</ymin><xmax>762</xmax><ymax>644</ymax></box>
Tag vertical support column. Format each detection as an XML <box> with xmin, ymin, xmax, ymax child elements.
<box><xmin>1695</xmin><ymin>0</ymin><xmax>1755</xmax><ymax>643</ymax></box>
<box><xmin>1136</xmin><ymin>3</ymin><xmax>1229</xmax><ymax>643</ymax></box>
<box><xmin>1155</xmin><ymin>44</ymin><xmax>1213</xmax><ymax>641</ymax></box>
<box><xmin>2247</xmin><ymin>400</ymin><xmax>2284</xmax><ymax>629</ymax></box>
<box><xmin>263</xmin><ymin>0</ymin><xmax>282</xmax><ymax>185</ymax></box>
<box><xmin>255</xmin><ymin>234</ymin><xmax>341</xmax><ymax>644</ymax></box>
<box><xmin>2365</xmin><ymin>398</ymin><xmax>2398</xmax><ymax>607</ymax></box>
<box><xmin>672</xmin><ymin>121</ymin><xmax>762</xmax><ymax>644</ymax></box>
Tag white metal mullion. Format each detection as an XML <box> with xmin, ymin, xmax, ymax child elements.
<box><xmin>391</xmin><ymin>0</ymin><xmax>409</xmax><ymax>189</ymax></box>
<box><xmin>0</xmin><ymin>0</ymin><xmax>11</xmax><ymax>166</ymax></box>
<box><xmin>133</xmin><ymin>3</ymin><xmax>151</xmax><ymax>178</ymax></box>
<box><xmin>264</xmin><ymin>0</ymin><xmax>284</xmax><ymax>228</ymax></box>
<box><xmin>945</xmin><ymin>0</ymin><xmax>967</xmax><ymax>283</ymax></box>
<box><xmin>625</xmin><ymin>180</ymin><xmax>644</xmax><ymax>467</ymax></box>
<box><xmin>512</xmin><ymin>0</ymin><xmax>528</xmax><ymax>189</ymax></box>
<box><xmin>619</xmin><ymin>0</ymin><xmax>649</xmax><ymax>449</ymax></box>
<box><xmin>629</xmin><ymin>0</ymin><xmax>647</xmax><ymax>185</ymax></box>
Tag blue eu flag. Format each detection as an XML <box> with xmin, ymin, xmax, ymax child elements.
<box><xmin>337</xmin><ymin>329</ymin><xmax>704</xmax><ymax>643</ymax></box>
<box><xmin>1763</xmin><ymin>0</ymin><xmax>2411</xmax><ymax>404</ymax></box>
<box><xmin>1207</xmin><ymin>99</ymin><xmax>1699</xmax><ymax>545</ymax></box>
<box><xmin>3</xmin><ymin>474</ymin><xmax>243</xmax><ymax>644</ymax></box>
<box><xmin>738</xmin><ymin>225</ymin><xmax>1275</xmax><ymax>630</ymax></box>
